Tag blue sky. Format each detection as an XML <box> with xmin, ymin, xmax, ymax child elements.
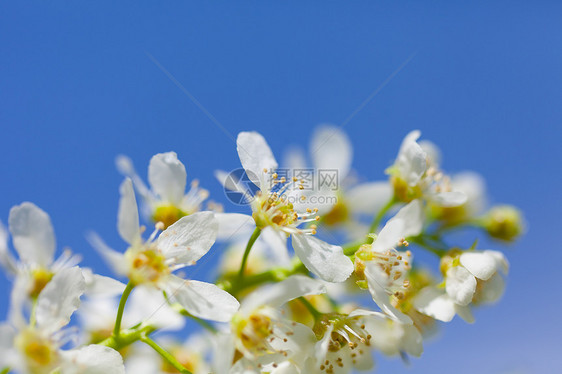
<box><xmin>1</xmin><ymin>1</ymin><xmax>561</xmax><ymax>373</ymax></box>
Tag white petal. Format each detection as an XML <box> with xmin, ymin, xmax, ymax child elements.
<box><xmin>484</xmin><ymin>250</ymin><xmax>509</xmax><ymax>274</ymax></box>
<box><xmin>413</xmin><ymin>287</ymin><xmax>455</xmax><ymax>322</ymax></box>
<box><xmin>346</xmin><ymin>181</ymin><xmax>393</xmax><ymax>215</ymax></box>
<box><xmin>455</xmin><ymin>304</ymin><xmax>475</xmax><ymax>324</ymax></box>
<box><xmin>237</xmin><ymin>131</ymin><xmax>278</xmax><ymax>190</ymax></box>
<box><xmin>310</xmin><ymin>125</ymin><xmax>353</xmax><ymax>179</ymax></box>
<box><xmin>259</xmin><ymin>227</ymin><xmax>291</xmax><ymax>266</ymax></box>
<box><xmin>459</xmin><ymin>251</ymin><xmax>497</xmax><ymax>280</ymax></box>
<box><xmin>126</xmin><ymin>287</ymin><xmax>185</xmax><ymax>330</ymax></box>
<box><xmin>36</xmin><ymin>266</ymin><xmax>85</xmax><ymax>333</ymax></box>
<box><xmin>451</xmin><ymin>172</ymin><xmax>487</xmax><ymax>214</ymax></box>
<box><xmin>270</xmin><ymin>361</ymin><xmax>301</xmax><ymax>374</ymax></box>
<box><xmin>348</xmin><ymin>308</ymin><xmax>387</xmax><ymax>319</ymax></box>
<box><xmin>60</xmin><ymin>345</ymin><xmax>125</xmax><ymax>374</ymax></box>
<box><xmin>166</xmin><ymin>275</ymin><xmax>239</xmax><ymax>322</ymax></box>
<box><xmin>396</xmin><ymin>130</ymin><xmax>426</xmax><ymax>186</ymax></box>
<box><xmin>291</xmin><ymin>234</ymin><xmax>353</xmax><ymax>283</ymax></box>
<box><xmin>211</xmin><ymin>333</ymin><xmax>236</xmax><ymax>374</ymax></box>
<box><xmin>477</xmin><ymin>274</ymin><xmax>506</xmax><ymax>304</ymax></box>
<box><xmin>402</xmin><ymin>324</ymin><xmax>424</xmax><ymax>357</ymax></box>
<box><xmin>445</xmin><ymin>266</ymin><xmax>476</xmax><ymax>306</ymax></box>
<box><xmin>86</xmin><ymin>232</ymin><xmax>127</xmax><ymax>275</ymax></box>
<box><xmin>282</xmin><ymin>146</ymin><xmax>307</xmax><ymax>171</ymax></box>
<box><xmin>157</xmin><ymin>211</ymin><xmax>218</xmax><ymax>265</ymax></box>
<box><xmin>8</xmin><ymin>202</ymin><xmax>55</xmax><ymax>266</ymax></box>
<box><xmin>214</xmin><ymin>170</ymin><xmax>253</xmax><ymax>198</ymax></box>
<box><xmin>8</xmin><ymin>274</ymin><xmax>29</xmax><ymax>328</ymax></box>
<box><xmin>148</xmin><ymin>152</ymin><xmax>187</xmax><ymax>204</ymax></box>
<box><xmin>419</xmin><ymin>140</ymin><xmax>441</xmax><ymax>167</ymax></box>
<box><xmin>214</xmin><ymin>213</ymin><xmax>255</xmax><ymax>241</ymax></box>
<box><xmin>117</xmin><ymin>179</ymin><xmax>141</xmax><ymax>245</ymax></box>
<box><xmin>0</xmin><ymin>323</ymin><xmax>15</xmax><ymax>368</ymax></box>
<box><xmin>372</xmin><ymin>219</ymin><xmax>404</xmax><ymax>252</ymax></box>
<box><xmin>365</xmin><ymin>263</ymin><xmax>412</xmax><ymax>325</ymax></box>
<box><xmin>115</xmin><ymin>154</ymin><xmax>152</xmax><ymax>202</ymax></box>
<box><xmin>81</xmin><ymin>268</ymin><xmax>126</xmax><ymax>297</ymax></box>
<box><xmin>241</xmin><ymin>275</ymin><xmax>326</xmax><ymax>314</ymax></box>
<box><xmin>0</xmin><ymin>221</ymin><xmax>17</xmax><ymax>274</ymax></box>
<box><xmin>431</xmin><ymin>191</ymin><xmax>467</xmax><ymax>207</ymax></box>
<box><xmin>390</xmin><ymin>199</ymin><xmax>424</xmax><ymax>238</ymax></box>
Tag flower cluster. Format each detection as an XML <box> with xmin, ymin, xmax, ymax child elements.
<box><xmin>0</xmin><ymin>128</ymin><xmax>524</xmax><ymax>374</ymax></box>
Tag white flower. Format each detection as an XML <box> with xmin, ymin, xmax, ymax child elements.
<box><xmin>413</xmin><ymin>250</ymin><xmax>508</xmax><ymax>323</ymax></box>
<box><xmin>214</xmin><ymin>275</ymin><xmax>325</xmax><ymax>372</ymax></box>
<box><xmin>282</xmin><ymin>125</ymin><xmax>394</xmax><ymax>240</ymax></box>
<box><xmin>430</xmin><ymin>171</ymin><xmax>487</xmax><ymax>224</ymax></box>
<box><xmin>90</xmin><ymin>178</ymin><xmax>239</xmax><ymax>323</ymax></box>
<box><xmin>0</xmin><ymin>203</ymin><xmax>118</xmax><ymax>301</ymax></box>
<box><xmin>388</xmin><ymin>130</ymin><xmax>467</xmax><ymax>207</ymax></box>
<box><xmin>304</xmin><ymin>309</ymin><xmax>383</xmax><ymax>374</ymax></box>
<box><xmin>355</xmin><ymin>200</ymin><xmax>424</xmax><ymax>324</ymax></box>
<box><xmin>364</xmin><ymin>313</ymin><xmax>423</xmax><ymax>358</ymax></box>
<box><xmin>116</xmin><ymin>152</ymin><xmax>213</xmax><ymax>228</ymax></box>
<box><xmin>216</xmin><ymin>131</ymin><xmax>354</xmax><ymax>283</ymax></box>
<box><xmin>0</xmin><ymin>266</ymin><xmax>125</xmax><ymax>374</ymax></box>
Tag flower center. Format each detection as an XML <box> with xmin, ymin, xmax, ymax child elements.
<box><xmin>29</xmin><ymin>267</ymin><xmax>54</xmax><ymax>299</ymax></box>
<box><xmin>15</xmin><ymin>328</ymin><xmax>58</xmax><ymax>370</ymax></box>
<box><xmin>126</xmin><ymin>247</ymin><xmax>170</xmax><ymax>285</ymax></box>
<box><xmin>152</xmin><ymin>204</ymin><xmax>188</xmax><ymax>229</ymax></box>
<box><xmin>321</xmin><ymin>196</ymin><xmax>350</xmax><ymax>227</ymax></box>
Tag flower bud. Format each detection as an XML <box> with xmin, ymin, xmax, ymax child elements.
<box><xmin>482</xmin><ymin>205</ymin><xmax>524</xmax><ymax>242</ymax></box>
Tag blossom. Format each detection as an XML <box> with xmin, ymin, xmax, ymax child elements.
<box><xmin>413</xmin><ymin>249</ymin><xmax>509</xmax><ymax>323</ymax></box>
<box><xmin>387</xmin><ymin>130</ymin><xmax>466</xmax><ymax>207</ymax></box>
<box><xmin>282</xmin><ymin>125</ymin><xmax>394</xmax><ymax>240</ymax></box>
<box><xmin>116</xmin><ymin>152</ymin><xmax>214</xmax><ymax>228</ymax></box>
<box><xmin>429</xmin><ymin>171</ymin><xmax>487</xmax><ymax>224</ymax></box>
<box><xmin>216</xmin><ymin>131</ymin><xmax>354</xmax><ymax>283</ymax></box>
<box><xmin>214</xmin><ymin>275</ymin><xmax>326</xmax><ymax>373</ymax></box>
<box><xmin>354</xmin><ymin>200</ymin><xmax>424</xmax><ymax>324</ymax></box>
<box><xmin>0</xmin><ymin>266</ymin><xmax>125</xmax><ymax>374</ymax></box>
<box><xmin>0</xmin><ymin>203</ymin><xmax>120</xmax><ymax>302</ymax></box>
<box><xmin>90</xmin><ymin>178</ymin><xmax>239</xmax><ymax>322</ymax></box>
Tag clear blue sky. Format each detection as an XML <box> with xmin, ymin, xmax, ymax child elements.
<box><xmin>1</xmin><ymin>1</ymin><xmax>561</xmax><ymax>373</ymax></box>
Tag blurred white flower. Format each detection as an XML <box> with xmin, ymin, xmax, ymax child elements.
<box><xmin>214</xmin><ymin>275</ymin><xmax>325</xmax><ymax>372</ymax></box>
<box><xmin>388</xmin><ymin>130</ymin><xmax>467</xmax><ymax>207</ymax></box>
<box><xmin>116</xmin><ymin>152</ymin><xmax>214</xmax><ymax>228</ymax></box>
<box><xmin>0</xmin><ymin>267</ymin><xmax>125</xmax><ymax>374</ymax></box>
<box><xmin>0</xmin><ymin>203</ymin><xmax>120</xmax><ymax>302</ymax></box>
<box><xmin>414</xmin><ymin>250</ymin><xmax>508</xmax><ymax>323</ymax></box>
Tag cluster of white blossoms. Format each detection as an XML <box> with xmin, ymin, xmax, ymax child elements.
<box><xmin>0</xmin><ymin>128</ymin><xmax>524</xmax><ymax>374</ymax></box>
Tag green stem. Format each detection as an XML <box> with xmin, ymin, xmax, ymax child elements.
<box><xmin>411</xmin><ymin>236</ymin><xmax>447</xmax><ymax>257</ymax></box>
<box><xmin>298</xmin><ymin>297</ymin><xmax>322</xmax><ymax>320</ymax></box>
<box><xmin>29</xmin><ymin>298</ymin><xmax>38</xmax><ymax>327</ymax></box>
<box><xmin>343</xmin><ymin>239</ymin><xmax>365</xmax><ymax>256</ymax></box>
<box><xmin>177</xmin><ymin>307</ymin><xmax>217</xmax><ymax>333</ymax></box>
<box><xmin>368</xmin><ymin>197</ymin><xmax>396</xmax><ymax>234</ymax></box>
<box><xmin>1</xmin><ymin>367</ymin><xmax>10</xmax><ymax>374</ymax></box>
<box><xmin>99</xmin><ymin>325</ymin><xmax>156</xmax><ymax>351</ymax></box>
<box><xmin>237</xmin><ymin>227</ymin><xmax>262</xmax><ymax>282</ymax></box>
<box><xmin>113</xmin><ymin>281</ymin><xmax>135</xmax><ymax>338</ymax></box>
<box><xmin>140</xmin><ymin>334</ymin><xmax>192</xmax><ymax>374</ymax></box>
<box><xmin>222</xmin><ymin>258</ymin><xmax>307</xmax><ymax>296</ymax></box>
